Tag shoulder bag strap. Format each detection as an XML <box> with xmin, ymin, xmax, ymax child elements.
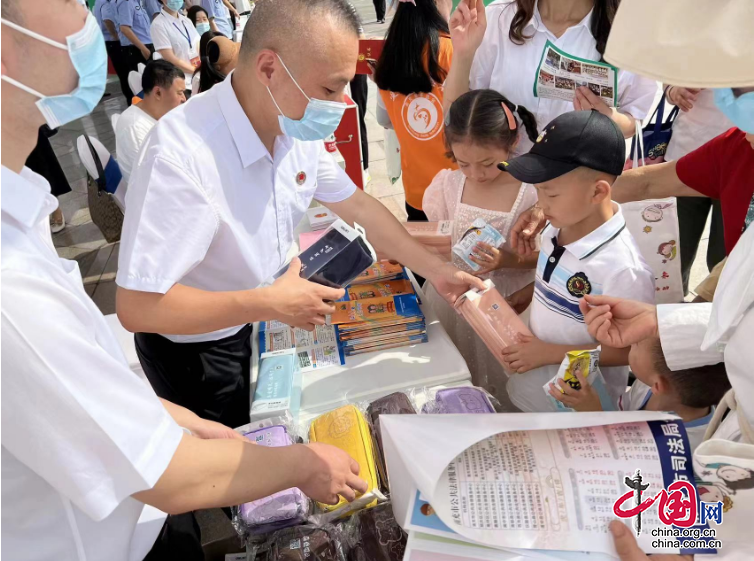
<box><xmin>83</xmin><ymin>134</ymin><xmax>106</xmax><ymax>195</ymax></box>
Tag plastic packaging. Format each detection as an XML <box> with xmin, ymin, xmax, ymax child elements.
<box><xmin>365</xmin><ymin>392</ymin><xmax>416</xmax><ymax>493</ymax></box>
<box><xmin>250</xmin><ymin>349</ymin><xmax>302</xmax><ymax>423</ymax></box>
<box><xmin>420</xmin><ymin>386</ymin><xmax>497</xmax><ymax>414</ymax></box>
<box><xmin>346</xmin><ymin>279</ymin><xmax>414</xmax><ymax>301</ymax></box>
<box><xmin>235</xmin><ymin>425</ymin><xmax>310</xmax><ymax>536</ymax></box>
<box><xmin>249</xmin><ymin>524</ymin><xmax>348</xmax><ymax>561</ymax></box>
<box><xmin>543</xmin><ymin>347</ymin><xmax>614</xmax><ymax>411</ymax></box>
<box><xmin>347</xmin><ymin>502</ymin><xmax>408</xmax><ymax>561</ymax></box>
<box><xmin>274</xmin><ymin>220</ymin><xmax>376</xmax><ymax>289</ymax></box>
<box><xmin>308</xmin><ymin>405</ymin><xmax>379</xmax><ymax>513</ymax></box>
<box><xmin>455</xmin><ymin>279</ymin><xmax>533</xmax><ymax>373</ymax></box>
<box><xmin>452</xmin><ymin>218</ymin><xmax>505</xmax><ymax>271</ymax></box>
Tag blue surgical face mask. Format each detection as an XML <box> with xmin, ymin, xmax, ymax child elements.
<box><xmin>1</xmin><ymin>13</ymin><xmax>107</xmax><ymax>129</ymax></box>
<box><xmin>714</xmin><ymin>88</ymin><xmax>754</xmax><ymax>134</ymax></box>
<box><xmin>166</xmin><ymin>0</ymin><xmax>185</xmax><ymax>11</ymax></box>
<box><xmin>196</xmin><ymin>21</ymin><xmax>211</xmax><ymax>35</ymax></box>
<box><xmin>267</xmin><ymin>55</ymin><xmax>347</xmax><ymax>142</ymax></box>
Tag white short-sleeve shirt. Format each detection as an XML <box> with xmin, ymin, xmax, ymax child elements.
<box><xmin>117</xmin><ymin>74</ymin><xmax>357</xmax><ymax>343</ymax></box>
<box><xmin>115</xmin><ymin>103</ymin><xmax>157</xmax><ymax>187</ymax></box>
<box><xmin>1</xmin><ymin>166</ymin><xmax>183</xmax><ymax>561</ymax></box>
<box><xmin>506</xmin><ymin>204</ymin><xmax>656</xmax><ymax>412</ymax></box>
<box><xmin>150</xmin><ymin>9</ymin><xmax>201</xmax><ymax>83</ymax></box>
<box><xmin>469</xmin><ymin>0</ymin><xmax>658</xmax><ymax>155</ymax></box>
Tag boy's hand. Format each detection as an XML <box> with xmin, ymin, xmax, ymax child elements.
<box><xmin>505</xmin><ymin>282</ymin><xmax>534</xmax><ymax>314</ymax></box>
<box><xmin>547</xmin><ymin>365</ymin><xmax>602</xmax><ymax>412</ymax></box>
<box><xmin>502</xmin><ymin>335</ymin><xmax>554</xmax><ymax>373</ymax></box>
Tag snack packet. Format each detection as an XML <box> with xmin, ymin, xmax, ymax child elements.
<box><xmin>452</xmin><ymin>218</ymin><xmax>505</xmax><ymax>271</ymax></box>
<box><xmin>543</xmin><ymin>347</ymin><xmax>615</xmax><ymax>411</ymax></box>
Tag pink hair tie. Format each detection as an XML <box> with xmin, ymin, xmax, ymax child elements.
<box><xmin>501</xmin><ymin>102</ymin><xmax>517</xmax><ymax>131</ymax></box>
<box><xmin>398</xmin><ymin>0</ymin><xmax>417</xmax><ymax>5</ymax></box>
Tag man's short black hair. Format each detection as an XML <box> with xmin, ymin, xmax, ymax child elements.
<box><xmin>142</xmin><ymin>60</ymin><xmax>184</xmax><ymax>95</ymax></box>
<box><xmin>240</xmin><ymin>0</ymin><xmax>360</xmax><ymax>58</ymax></box>
<box><xmin>651</xmin><ymin>339</ymin><xmax>730</xmax><ymax>409</ymax></box>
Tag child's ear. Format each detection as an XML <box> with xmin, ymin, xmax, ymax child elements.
<box><xmin>592</xmin><ymin>180</ymin><xmax>611</xmax><ymax>204</ymax></box>
<box><xmin>653</xmin><ymin>375</ymin><xmax>669</xmax><ymax>396</ymax></box>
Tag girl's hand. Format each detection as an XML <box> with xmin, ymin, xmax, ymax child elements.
<box><xmin>574</xmin><ymin>86</ymin><xmax>612</xmax><ymax>117</ymax></box>
<box><xmin>469</xmin><ymin>242</ymin><xmax>515</xmax><ymax>274</ymax></box>
<box><xmin>666</xmin><ymin>86</ymin><xmax>701</xmax><ymax>112</ymax></box>
<box><xmin>501</xmin><ymin>335</ymin><xmax>555</xmax><ymax>373</ymax></box>
<box><xmin>449</xmin><ymin>0</ymin><xmax>487</xmax><ymax>58</ymax></box>
<box><xmin>547</xmin><ymin>367</ymin><xmax>602</xmax><ymax>412</ymax></box>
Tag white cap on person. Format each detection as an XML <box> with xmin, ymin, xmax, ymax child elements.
<box><xmin>604</xmin><ymin>0</ymin><xmax>754</xmax><ymax>88</ymax></box>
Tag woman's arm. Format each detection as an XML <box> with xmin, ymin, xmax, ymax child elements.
<box><xmin>157</xmin><ymin>48</ymin><xmax>195</xmax><ymax>75</ymax></box>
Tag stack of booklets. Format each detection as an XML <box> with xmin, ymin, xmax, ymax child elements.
<box><xmin>330</xmin><ymin>262</ymin><xmax>428</xmax><ymax>356</ymax></box>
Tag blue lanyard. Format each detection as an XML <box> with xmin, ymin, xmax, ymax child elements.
<box><xmin>172</xmin><ymin>18</ymin><xmax>192</xmax><ymax>47</ymax></box>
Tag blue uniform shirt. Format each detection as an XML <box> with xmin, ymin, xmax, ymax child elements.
<box><xmin>201</xmin><ymin>0</ymin><xmax>233</xmax><ymax>39</ymax></box>
<box><xmin>115</xmin><ymin>0</ymin><xmax>153</xmax><ymax>47</ymax></box>
<box><xmin>95</xmin><ymin>0</ymin><xmax>117</xmax><ymax>42</ymax></box>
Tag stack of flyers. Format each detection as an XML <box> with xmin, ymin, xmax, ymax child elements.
<box><xmin>259</xmin><ymin>321</ymin><xmax>346</xmax><ymax>372</ymax></box>
<box><xmin>346</xmin><ymin>279</ymin><xmax>415</xmax><ymax>300</ymax></box>
<box><xmin>404</xmin><ymin>220</ymin><xmax>453</xmax><ymax>260</ymax></box>
<box><xmin>350</xmin><ymin>260</ymin><xmax>405</xmax><ymax>284</ymax></box>
<box><xmin>332</xmin><ymin>293</ymin><xmax>427</xmax><ymax>356</ymax></box>
<box><xmin>306</xmin><ymin>206</ymin><xmax>338</xmax><ymax>230</ymax></box>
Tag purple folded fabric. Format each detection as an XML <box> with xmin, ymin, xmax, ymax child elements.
<box><xmin>425</xmin><ymin>387</ymin><xmax>495</xmax><ymax>414</ymax></box>
<box><xmin>240</xmin><ymin>426</ymin><xmax>309</xmax><ymax>532</ymax></box>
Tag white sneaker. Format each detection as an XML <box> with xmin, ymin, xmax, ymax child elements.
<box><xmin>50</xmin><ymin>209</ymin><xmax>66</xmax><ymax>234</ymax></box>
<box><xmin>363</xmin><ymin>168</ymin><xmax>372</xmax><ymax>187</ymax></box>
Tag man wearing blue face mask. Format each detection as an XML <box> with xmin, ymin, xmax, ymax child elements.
<box><xmin>116</xmin><ymin>0</ymin><xmax>485</xmax><ymax>431</ymax></box>
<box><xmin>1</xmin><ymin>1</ymin><xmax>373</xmax><ymax>559</ymax></box>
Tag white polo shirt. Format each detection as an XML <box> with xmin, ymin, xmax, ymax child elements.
<box><xmin>117</xmin><ymin>74</ymin><xmax>357</xmax><ymax>343</ymax></box>
<box><xmin>150</xmin><ymin>9</ymin><xmax>201</xmax><ymax>83</ymax></box>
<box><xmin>470</xmin><ymin>0</ymin><xmax>657</xmax><ymax>155</ymax></box>
<box><xmin>1</xmin><ymin>166</ymin><xmax>183</xmax><ymax>561</ymax></box>
<box><xmin>506</xmin><ymin>204</ymin><xmax>655</xmax><ymax>412</ymax></box>
<box><xmin>115</xmin><ymin>103</ymin><xmax>157</xmax><ymax>187</ymax></box>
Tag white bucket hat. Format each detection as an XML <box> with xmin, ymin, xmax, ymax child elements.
<box><xmin>605</xmin><ymin>0</ymin><xmax>754</xmax><ymax>88</ymax></box>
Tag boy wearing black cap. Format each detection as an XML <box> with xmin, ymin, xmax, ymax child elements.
<box><xmin>498</xmin><ymin>110</ymin><xmax>656</xmax><ymax>413</ymax></box>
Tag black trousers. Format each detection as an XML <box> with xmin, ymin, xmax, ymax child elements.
<box><xmin>349</xmin><ymin>74</ymin><xmax>369</xmax><ymax>171</ymax></box>
<box><xmin>135</xmin><ymin>324</ymin><xmax>253</xmax><ymax>428</ymax></box>
<box><xmin>106</xmin><ymin>40</ymin><xmax>133</xmax><ymax>104</ymax></box>
<box><xmin>125</xmin><ymin>43</ymin><xmax>155</xmax><ymax>81</ymax></box>
<box><xmin>144</xmin><ymin>512</ymin><xmax>204</xmax><ymax>561</ymax></box>
<box><xmin>373</xmin><ymin>0</ymin><xmax>386</xmax><ymax>20</ymax></box>
<box><xmin>677</xmin><ymin>197</ymin><xmax>726</xmax><ymax>294</ymax></box>
<box><xmin>405</xmin><ymin>203</ymin><xmax>428</xmax><ymax>222</ymax></box>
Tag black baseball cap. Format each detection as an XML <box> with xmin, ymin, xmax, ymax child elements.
<box><xmin>498</xmin><ymin>110</ymin><xmax>626</xmax><ymax>183</ymax></box>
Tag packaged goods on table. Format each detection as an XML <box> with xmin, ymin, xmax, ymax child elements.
<box><xmin>366</xmin><ymin>392</ymin><xmax>416</xmax><ymax>493</ymax></box>
<box><xmin>421</xmin><ymin>387</ymin><xmax>496</xmax><ymax>414</ymax></box>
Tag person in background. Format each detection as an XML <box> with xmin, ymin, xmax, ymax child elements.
<box><xmin>422</xmin><ymin>89</ymin><xmax>540</xmax><ymax>407</ymax></box>
<box><xmin>663</xmin><ymin>85</ymin><xmax>732</xmax><ymax>295</ymax></box>
<box><xmin>444</xmin><ymin>0</ymin><xmax>657</xmax><ymax>156</ymax></box>
<box><xmin>116</xmin><ymin>60</ymin><xmax>186</xmax><ymax>188</ymax></box>
<box><xmin>374</xmin><ymin>0</ymin><xmax>456</xmax><ymax>222</ymax></box>
<box><xmin>151</xmin><ymin>0</ymin><xmax>201</xmax><ymax>90</ymax></box>
<box><xmin>96</xmin><ymin>0</ymin><xmax>132</xmax><ymax>103</ymax></box>
<box><xmin>373</xmin><ymin>0</ymin><xmax>386</xmax><ymax>24</ymax></box>
<box><xmin>0</xmin><ymin>1</ymin><xmax>368</xmax><ymax>559</ymax></box>
<box><xmin>548</xmin><ymin>333</ymin><xmax>729</xmax><ymax>453</ymax></box>
<box><xmin>201</xmin><ymin>0</ymin><xmax>236</xmax><ymax>38</ymax></box>
<box><xmin>145</xmin><ymin>0</ymin><xmax>163</xmax><ymax>19</ymax></box>
<box><xmin>25</xmin><ymin>125</ymin><xmax>72</xmax><ymax>233</ymax></box>
<box><xmin>115</xmin><ymin>0</ymin><xmax>155</xmax><ymax>79</ymax></box>
<box><xmin>194</xmin><ymin>33</ymin><xmax>237</xmax><ymax>94</ymax></box>
<box><xmin>188</xmin><ymin>4</ymin><xmax>211</xmax><ymax>35</ymax></box>
<box><xmin>346</xmin><ymin>1</ymin><xmax>370</xmax><ymax>185</ymax></box>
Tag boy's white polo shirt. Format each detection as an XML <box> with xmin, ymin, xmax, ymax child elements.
<box><xmin>507</xmin><ymin>204</ymin><xmax>656</xmax><ymax>412</ymax></box>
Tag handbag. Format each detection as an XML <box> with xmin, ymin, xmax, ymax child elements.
<box><xmin>83</xmin><ymin>135</ymin><xmax>124</xmax><ymax>244</ymax></box>
<box><xmin>624</xmin><ymin>89</ymin><xmax>679</xmax><ymax>170</ymax></box>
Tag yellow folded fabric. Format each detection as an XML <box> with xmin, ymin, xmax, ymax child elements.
<box><xmin>308</xmin><ymin>405</ymin><xmax>378</xmax><ymax>512</ymax></box>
